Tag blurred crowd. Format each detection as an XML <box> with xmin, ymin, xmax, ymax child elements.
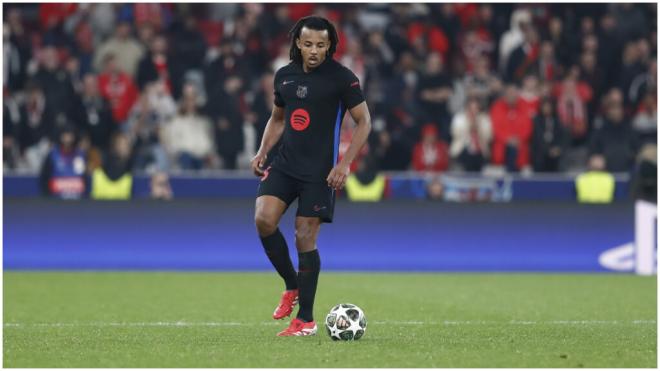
<box><xmin>3</xmin><ymin>3</ymin><xmax>657</xmax><ymax>189</ymax></box>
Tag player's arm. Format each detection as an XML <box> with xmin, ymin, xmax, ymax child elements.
<box><xmin>327</xmin><ymin>102</ymin><xmax>372</xmax><ymax>190</ymax></box>
<box><xmin>251</xmin><ymin>105</ymin><xmax>285</xmax><ymax>176</ymax></box>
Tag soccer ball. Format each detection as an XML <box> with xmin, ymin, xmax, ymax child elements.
<box><xmin>325</xmin><ymin>303</ymin><xmax>367</xmax><ymax>341</ymax></box>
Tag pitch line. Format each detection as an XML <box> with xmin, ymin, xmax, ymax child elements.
<box><xmin>3</xmin><ymin>320</ymin><xmax>655</xmax><ymax>328</ymax></box>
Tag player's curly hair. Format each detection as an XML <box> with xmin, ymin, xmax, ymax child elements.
<box><xmin>289</xmin><ymin>15</ymin><xmax>339</xmax><ymax>65</ymax></box>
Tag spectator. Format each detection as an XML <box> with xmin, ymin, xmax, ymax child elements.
<box><xmin>416</xmin><ymin>52</ymin><xmax>453</xmax><ymax>141</ymax></box>
<box><xmin>32</xmin><ymin>46</ymin><xmax>76</xmax><ymax>119</ymax></box>
<box><xmin>589</xmin><ymin>97</ymin><xmax>639</xmax><ymax>172</ymax></box>
<box><xmin>208</xmin><ymin>75</ymin><xmax>245</xmax><ymax>170</ymax></box>
<box><xmin>150</xmin><ymin>171</ymin><xmax>173</xmax><ymax>200</ymax></box>
<box><xmin>531</xmin><ymin>98</ymin><xmax>567</xmax><ymax>172</ymax></box>
<box><xmin>450</xmin><ymin>98</ymin><xmax>492</xmax><ymax>172</ymax></box>
<box><xmin>575</xmin><ymin>154</ymin><xmax>615</xmax><ymax>203</ymax></box>
<box><xmin>123</xmin><ymin>84</ymin><xmax>171</xmax><ymax>172</ymax></box>
<box><xmin>632</xmin><ymin>92</ymin><xmax>657</xmax><ymax>145</ymax></box>
<box><xmin>490</xmin><ymin>84</ymin><xmax>533</xmax><ymax>172</ymax></box>
<box><xmin>554</xmin><ymin>66</ymin><xmax>593</xmax><ymax>143</ymax></box>
<box><xmin>18</xmin><ymin>82</ymin><xmax>56</xmax><ymax>171</ymax></box>
<box><xmin>136</xmin><ymin>34</ymin><xmax>183</xmax><ymax>99</ymax></box>
<box><xmin>462</xmin><ymin>56</ymin><xmax>502</xmax><ymax>108</ymax></box>
<box><xmin>505</xmin><ymin>26</ymin><xmax>539</xmax><ymax>84</ymax></box>
<box><xmin>3</xmin><ymin>93</ymin><xmax>22</xmax><ymax>170</ymax></box>
<box><xmin>411</xmin><ymin>124</ymin><xmax>449</xmax><ymax>173</ymax></box>
<box><xmin>4</xmin><ymin>10</ymin><xmax>32</xmax><ymax>92</ymax></box>
<box><xmin>91</xmin><ymin>132</ymin><xmax>135</xmax><ymax>200</ymax></box>
<box><xmin>170</xmin><ymin>15</ymin><xmax>207</xmax><ymax>74</ymax></box>
<box><xmin>519</xmin><ymin>74</ymin><xmax>540</xmax><ymax>118</ymax></box>
<box><xmin>92</xmin><ymin>21</ymin><xmax>144</xmax><ymax>77</ymax></box>
<box><xmin>499</xmin><ymin>8</ymin><xmax>532</xmax><ymax>72</ymax></box>
<box><xmin>161</xmin><ymin>84</ymin><xmax>216</xmax><ymax>170</ymax></box>
<box><xmin>39</xmin><ymin>125</ymin><xmax>87</xmax><ymax>199</ymax></box>
<box><xmin>97</xmin><ymin>53</ymin><xmax>140</xmax><ymax>124</ymax></box>
<box><xmin>70</xmin><ymin>74</ymin><xmax>116</xmax><ymax>152</ymax></box>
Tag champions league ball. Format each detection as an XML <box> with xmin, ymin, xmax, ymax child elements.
<box><xmin>325</xmin><ymin>303</ymin><xmax>367</xmax><ymax>341</ymax></box>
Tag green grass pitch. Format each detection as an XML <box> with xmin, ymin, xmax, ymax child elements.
<box><xmin>3</xmin><ymin>272</ymin><xmax>656</xmax><ymax>367</ymax></box>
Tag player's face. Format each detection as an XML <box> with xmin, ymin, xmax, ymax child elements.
<box><xmin>296</xmin><ymin>27</ymin><xmax>330</xmax><ymax>71</ymax></box>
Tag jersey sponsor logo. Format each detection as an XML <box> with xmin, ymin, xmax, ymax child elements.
<box><xmin>290</xmin><ymin>108</ymin><xmax>310</xmax><ymax>131</ymax></box>
<box><xmin>283</xmin><ymin>80</ymin><xmax>294</xmax><ymax>85</ymax></box>
<box><xmin>296</xmin><ymin>85</ymin><xmax>308</xmax><ymax>99</ymax></box>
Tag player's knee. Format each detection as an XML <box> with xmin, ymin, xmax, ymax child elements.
<box><xmin>294</xmin><ymin>225</ymin><xmax>317</xmax><ymax>247</ymax></box>
<box><xmin>255</xmin><ymin>214</ymin><xmax>277</xmax><ymax>236</ymax></box>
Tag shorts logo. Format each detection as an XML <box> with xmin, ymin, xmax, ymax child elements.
<box><xmin>296</xmin><ymin>85</ymin><xmax>308</xmax><ymax>99</ymax></box>
<box><xmin>313</xmin><ymin>205</ymin><xmax>327</xmax><ymax>212</ymax></box>
<box><xmin>290</xmin><ymin>108</ymin><xmax>310</xmax><ymax>131</ymax></box>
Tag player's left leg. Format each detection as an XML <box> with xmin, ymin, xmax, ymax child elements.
<box><xmin>277</xmin><ymin>181</ymin><xmax>334</xmax><ymax>336</ymax></box>
<box><xmin>276</xmin><ymin>216</ymin><xmax>321</xmax><ymax>336</ymax></box>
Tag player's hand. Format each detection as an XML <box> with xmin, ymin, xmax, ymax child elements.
<box><xmin>251</xmin><ymin>152</ymin><xmax>267</xmax><ymax>177</ymax></box>
<box><xmin>327</xmin><ymin>162</ymin><xmax>350</xmax><ymax>190</ymax></box>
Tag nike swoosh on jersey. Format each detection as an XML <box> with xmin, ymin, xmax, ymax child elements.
<box><xmin>283</xmin><ymin>80</ymin><xmax>295</xmax><ymax>85</ymax></box>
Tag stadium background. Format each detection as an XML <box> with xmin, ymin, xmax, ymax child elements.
<box><xmin>2</xmin><ymin>2</ymin><xmax>657</xmax><ymax>368</ymax></box>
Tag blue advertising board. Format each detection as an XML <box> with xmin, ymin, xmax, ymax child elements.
<box><xmin>4</xmin><ymin>199</ymin><xmax>634</xmax><ymax>272</ymax></box>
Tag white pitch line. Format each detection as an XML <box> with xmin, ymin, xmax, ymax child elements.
<box><xmin>3</xmin><ymin>320</ymin><xmax>655</xmax><ymax>328</ymax></box>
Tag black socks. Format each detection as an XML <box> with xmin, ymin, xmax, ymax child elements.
<box><xmin>296</xmin><ymin>249</ymin><xmax>321</xmax><ymax>322</ymax></box>
<box><xmin>260</xmin><ymin>229</ymin><xmax>298</xmax><ymax>290</ymax></box>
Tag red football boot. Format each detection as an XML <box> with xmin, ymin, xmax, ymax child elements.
<box><xmin>272</xmin><ymin>289</ymin><xmax>299</xmax><ymax>320</ymax></box>
<box><xmin>276</xmin><ymin>318</ymin><xmax>318</xmax><ymax>337</ymax></box>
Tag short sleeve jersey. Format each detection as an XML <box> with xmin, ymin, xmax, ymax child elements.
<box><xmin>271</xmin><ymin>58</ymin><xmax>365</xmax><ymax>182</ymax></box>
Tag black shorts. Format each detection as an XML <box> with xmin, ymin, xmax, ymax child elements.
<box><xmin>257</xmin><ymin>166</ymin><xmax>335</xmax><ymax>223</ymax></box>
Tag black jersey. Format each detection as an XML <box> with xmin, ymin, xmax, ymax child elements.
<box><xmin>270</xmin><ymin>58</ymin><xmax>365</xmax><ymax>182</ymax></box>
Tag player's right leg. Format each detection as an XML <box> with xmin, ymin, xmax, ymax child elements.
<box><xmin>255</xmin><ymin>167</ymin><xmax>299</xmax><ymax>319</ymax></box>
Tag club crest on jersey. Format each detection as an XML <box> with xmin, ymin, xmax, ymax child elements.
<box><xmin>296</xmin><ymin>85</ymin><xmax>308</xmax><ymax>99</ymax></box>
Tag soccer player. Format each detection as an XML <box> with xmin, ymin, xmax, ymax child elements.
<box><xmin>251</xmin><ymin>16</ymin><xmax>371</xmax><ymax>337</ymax></box>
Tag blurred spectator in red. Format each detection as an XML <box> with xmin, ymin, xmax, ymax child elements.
<box><xmin>161</xmin><ymin>84</ymin><xmax>216</xmax><ymax>170</ymax></box>
<box><xmin>69</xmin><ymin>74</ymin><xmax>116</xmax><ymax>152</ymax></box>
<box><xmin>417</xmin><ymin>52</ymin><xmax>453</xmax><ymax>141</ymax></box>
<box><xmin>554</xmin><ymin>66</ymin><xmax>593</xmax><ymax>143</ymax></box>
<box><xmin>93</xmin><ymin>21</ymin><xmax>144</xmax><ymax>77</ymax></box>
<box><xmin>450</xmin><ymin>98</ymin><xmax>492</xmax><ymax>172</ymax></box>
<box><xmin>537</xmin><ymin>40</ymin><xmax>557</xmax><ymax>84</ymax></box>
<box><xmin>407</xmin><ymin>19</ymin><xmax>450</xmax><ymax>61</ymax></box>
<box><xmin>589</xmin><ymin>95</ymin><xmax>640</xmax><ymax>172</ymax></box>
<box><xmin>490</xmin><ymin>84</ymin><xmax>533</xmax><ymax>172</ymax></box>
<box><xmin>97</xmin><ymin>53</ymin><xmax>139</xmax><ymax>124</ymax></box>
<box><xmin>632</xmin><ymin>92</ymin><xmax>657</xmax><ymax>145</ymax></box>
<box><xmin>411</xmin><ymin>124</ymin><xmax>449</xmax><ymax>173</ymax></box>
<box><xmin>531</xmin><ymin>97</ymin><xmax>567</xmax><ymax>172</ymax></box>
<box><xmin>136</xmin><ymin>34</ymin><xmax>183</xmax><ymax>98</ymax></box>
<box><xmin>39</xmin><ymin>125</ymin><xmax>87</xmax><ymax>199</ymax></box>
<box><xmin>505</xmin><ymin>26</ymin><xmax>539</xmax><ymax>84</ymax></box>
